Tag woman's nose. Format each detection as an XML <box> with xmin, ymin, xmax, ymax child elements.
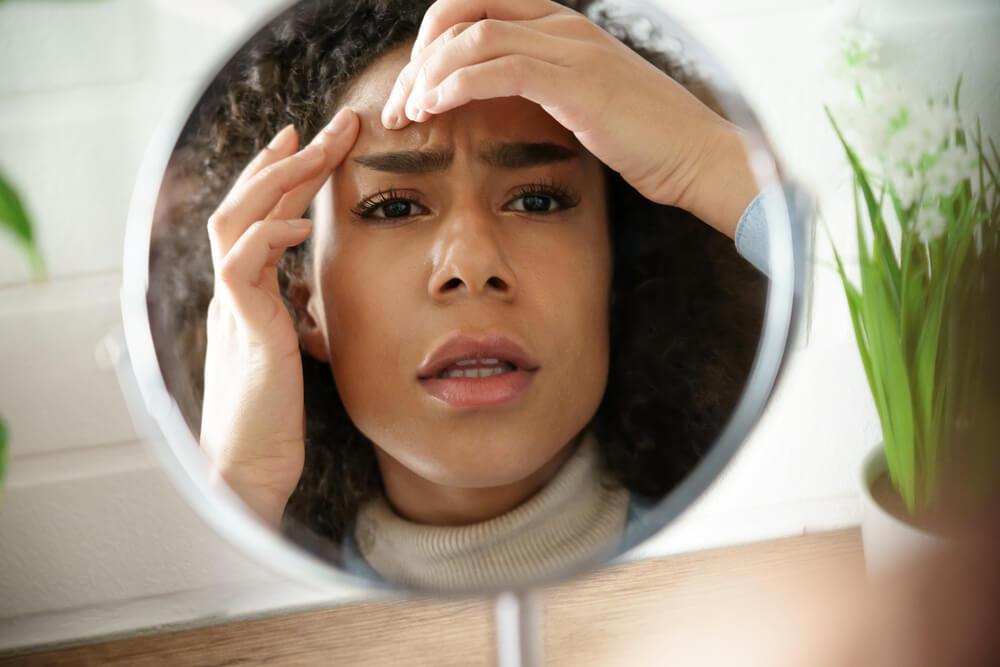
<box><xmin>427</xmin><ymin>210</ymin><xmax>517</xmax><ymax>305</ymax></box>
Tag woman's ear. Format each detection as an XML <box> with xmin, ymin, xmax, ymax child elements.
<box><xmin>287</xmin><ymin>278</ymin><xmax>329</xmax><ymax>363</ymax></box>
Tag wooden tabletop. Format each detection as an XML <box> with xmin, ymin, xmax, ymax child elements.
<box><xmin>4</xmin><ymin>528</ymin><xmax>863</xmax><ymax>666</ymax></box>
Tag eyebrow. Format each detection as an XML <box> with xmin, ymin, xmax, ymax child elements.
<box><xmin>351</xmin><ymin>141</ymin><xmax>580</xmax><ymax>173</ymax></box>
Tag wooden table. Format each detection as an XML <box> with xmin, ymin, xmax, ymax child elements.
<box><xmin>3</xmin><ymin>528</ymin><xmax>863</xmax><ymax>666</ymax></box>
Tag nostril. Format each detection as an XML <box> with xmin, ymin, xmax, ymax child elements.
<box><xmin>487</xmin><ymin>276</ymin><xmax>506</xmax><ymax>289</ymax></box>
<box><xmin>443</xmin><ymin>277</ymin><xmax>463</xmax><ymax>290</ymax></box>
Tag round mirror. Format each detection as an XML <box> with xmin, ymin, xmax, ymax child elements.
<box><xmin>121</xmin><ymin>0</ymin><xmax>806</xmax><ymax>599</ymax></box>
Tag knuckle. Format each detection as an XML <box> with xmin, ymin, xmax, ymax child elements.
<box><xmin>450</xmin><ymin>67</ymin><xmax>471</xmax><ymax>90</ymax></box>
<box><xmin>511</xmin><ymin>54</ymin><xmax>533</xmax><ymax>74</ymax></box>
<box><xmin>444</xmin><ymin>24</ymin><xmax>464</xmax><ymax>43</ymax></box>
<box><xmin>217</xmin><ymin>258</ymin><xmax>239</xmax><ymax>286</ymax></box>
<box><xmin>572</xmin><ymin>15</ymin><xmax>603</xmax><ymax>38</ymax></box>
<box><xmin>469</xmin><ymin>19</ymin><xmax>495</xmax><ymax>46</ymax></box>
<box><xmin>246</xmin><ymin>219</ymin><xmax>268</xmax><ymax>237</ymax></box>
<box><xmin>256</xmin><ymin>162</ymin><xmax>279</xmax><ymax>182</ymax></box>
<box><xmin>207</xmin><ymin>210</ymin><xmax>228</xmax><ymax>235</ymax></box>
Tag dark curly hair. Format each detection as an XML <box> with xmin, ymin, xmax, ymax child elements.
<box><xmin>148</xmin><ymin>0</ymin><xmax>767</xmax><ymax>552</ymax></box>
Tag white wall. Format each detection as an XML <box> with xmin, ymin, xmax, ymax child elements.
<box><xmin>1</xmin><ymin>0</ymin><xmax>997</xmax><ymax>656</ymax></box>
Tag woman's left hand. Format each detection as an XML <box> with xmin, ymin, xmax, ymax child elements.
<box><xmin>381</xmin><ymin>0</ymin><xmax>760</xmax><ymax>238</ymax></box>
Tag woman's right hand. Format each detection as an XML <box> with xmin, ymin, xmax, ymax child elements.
<box><xmin>200</xmin><ymin>107</ymin><xmax>360</xmax><ymax>529</ymax></box>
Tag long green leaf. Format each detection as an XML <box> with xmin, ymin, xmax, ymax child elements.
<box><xmin>826</xmin><ymin>107</ymin><xmax>902</xmax><ymax>309</ymax></box>
<box><xmin>0</xmin><ymin>170</ymin><xmax>45</xmax><ymax>279</ymax></box>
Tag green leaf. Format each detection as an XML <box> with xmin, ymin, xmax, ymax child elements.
<box><xmin>825</xmin><ymin>107</ymin><xmax>902</xmax><ymax>309</ymax></box>
<box><xmin>0</xmin><ymin>170</ymin><xmax>45</xmax><ymax>279</ymax></box>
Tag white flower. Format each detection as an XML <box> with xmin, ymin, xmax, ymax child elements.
<box><xmin>882</xmin><ymin>100</ymin><xmax>961</xmax><ymax>174</ymax></box>
<box><xmin>913</xmin><ymin>204</ymin><xmax>948</xmax><ymax>243</ymax></box>
<box><xmin>838</xmin><ymin>27</ymin><xmax>882</xmax><ymax>71</ymax></box>
<box><xmin>925</xmin><ymin>144</ymin><xmax>978</xmax><ymax>199</ymax></box>
<box><xmin>891</xmin><ymin>168</ymin><xmax>926</xmax><ymax>209</ymax></box>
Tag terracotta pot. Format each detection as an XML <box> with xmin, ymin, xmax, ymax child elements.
<box><xmin>858</xmin><ymin>445</ymin><xmax>946</xmax><ymax>576</ymax></box>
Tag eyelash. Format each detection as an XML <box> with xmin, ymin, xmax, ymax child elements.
<box><xmin>350</xmin><ymin>180</ymin><xmax>582</xmax><ymax>221</ymax></box>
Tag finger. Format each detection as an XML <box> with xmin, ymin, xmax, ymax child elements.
<box><xmin>382</xmin><ymin>21</ymin><xmax>475</xmax><ymax>128</ymax></box>
<box><xmin>388</xmin><ymin>12</ymin><xmax>597</xmax><ymax>129</ymax></box>
<box><xmin>266</xmin><ymin>107</ymin><xmax>360</xmax><ymax>221</ymax></box>
<box><xmin>208</xmin><ymin>142</ymin><xmax>325</xmax><ymax>266</ymax></box>
<box><xmin>416</xmin><ymin>55</ymin><xmax>572</xmax><ymax>124</ymax></box>
<box><xmin>233</xmin><ymin>123</ymin><xmax>299</xmax><ymax>190</ymax></box>
<box><xmin>411</xmin><ymin>0</ymin><xmax>563</xmax><ymax>59</ymax></box>
<box><xmin>402</xmin><ymin>20</ymin><xmax>578</xmax><ymax>123</ymax></box>
<box><xmin>215</xmin><ymin>218</ymin><xmax>312</xmax><ymax>323</ymax></box>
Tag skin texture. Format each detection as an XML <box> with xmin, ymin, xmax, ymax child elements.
<box><xmin>299</xmin><ymin>45</ymin><xmax>613</xmax><ymax>525</ymax></box>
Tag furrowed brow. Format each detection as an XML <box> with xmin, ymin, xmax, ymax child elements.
<box><xmin>479</xmin><ymin>142</ymin><xmax>579</xmax><ymax>169</ymax></box>
<box><xmin>351</xmin><ymin>141</ymin><xmax>579</xmax><ymax>174</ymax></box>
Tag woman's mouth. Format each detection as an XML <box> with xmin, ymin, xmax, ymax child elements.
<box><xmin>416</xmin><ymin>334</ymin><xmax>541</xmax><ymax>408</ymax></box>
<box><xmin>419</xmin><ymin>358</ymin><xmax>536</xmax><ymax>408</ymax></box>
<box><xmin>436</xmin><ymin>358</ymin><xmax>516</xmax><ymax>378</ymax></box>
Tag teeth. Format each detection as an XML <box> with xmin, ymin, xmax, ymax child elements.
<box><xmin>455</xmin><ymin>358</ymin><xmax>500</xmax><ymax>366</ymax></box>
<box><xmin>442</xmin><ymin>366</ymin><xmax>508</xmax><ymax>379</ymax></box>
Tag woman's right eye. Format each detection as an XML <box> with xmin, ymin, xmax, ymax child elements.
<box><xmin>351</xmin><ymin>189</ymin><xmax>429</xmax><ymax>220</ymax></box>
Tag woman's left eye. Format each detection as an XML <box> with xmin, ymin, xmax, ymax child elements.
<box><xmin>507</xmin><ymin>193</ymin><xmax>562</xmax><ymax>213</ymax></box>
<box><xmin>504</xmin><ymin>183</ymin><xmax>580</xmax><ymax>215</ymax></box>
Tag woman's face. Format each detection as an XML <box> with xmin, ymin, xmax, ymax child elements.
<box><xmin>307</xmin><ymin>44</ymin><xmax>612</xmax><ymax>490</ymax></box>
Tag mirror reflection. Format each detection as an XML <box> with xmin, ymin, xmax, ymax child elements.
<box><xmin>146</xmin><ymin>0</ymin><xmax>772</xmax><ymax>592</ymax></box>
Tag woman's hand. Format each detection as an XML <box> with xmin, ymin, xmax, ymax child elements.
<box><xmin>381</xmin><ymin>0</ymin><xmax>760</xmax><ymax>239</ymax></box>
<box><xmin>200</xmin><ymin>108</ymin><xmax>360</xmax><ymax>529</ymax></box>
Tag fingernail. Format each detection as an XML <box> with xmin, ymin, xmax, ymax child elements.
<box><xmin>382</xmin><ymin>81</ymin><xmax>404</xmax><ymax>128</ymax></box>
<box><xmin>287</xmin><ymin>218</ymin><xmax>312</xmax><ymax>227</ymax></box>
<box><xmin>405</xmin><ymin>95</ymin><xmax>422</xmax><ymax>121</ymax></box>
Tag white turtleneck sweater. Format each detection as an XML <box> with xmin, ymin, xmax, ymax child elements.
<box><xmin>349</xmin><ymin>428</ymin><xmax>631</xmax><ymax>591</ymax></box>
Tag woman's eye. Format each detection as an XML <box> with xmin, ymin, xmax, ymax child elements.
<box><xmin>507</xmin><ymin>193</ymin><xmax>562</xmax><ymax>213</ymax></box>
<box><xmin>351</xmin><ymin>190</ymin><xmax>427</xmax><ymax>220</ymax></box>
<box><xmin>371</xmin><ymin>200</ymin><xmax>420</xmax><ymax>218</ymax></box>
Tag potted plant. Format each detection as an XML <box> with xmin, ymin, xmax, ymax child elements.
<box><xmin>824</xmin><ymin>69</ymin><xmax>1000</xmax><ymax>574</ymax></box>
<box><xmin>0</xmin><ymin>168</ymin><xmax>46</xmax><ymax>508</ymax></box>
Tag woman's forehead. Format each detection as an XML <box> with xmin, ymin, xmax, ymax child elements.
<box><xmin>340</xmin><ymin>44</ymin><xmax>583</xmax><ymax>158</ymax></box>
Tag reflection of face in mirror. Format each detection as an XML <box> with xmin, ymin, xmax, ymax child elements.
<box><xmin>148</xmin><ymin>0</ymin><xmax>767</xmax><ymax>591</ymax></box>
<box><xmin>305</xmin><ymin>47</ymin><xmax>613</xmax><ymax>524</ymax></box>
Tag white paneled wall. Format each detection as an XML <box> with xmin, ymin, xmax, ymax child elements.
<box><xmin>1</xmin><ymin>0</ymin><xmax>997</xmax><ymax>656</ymax></box>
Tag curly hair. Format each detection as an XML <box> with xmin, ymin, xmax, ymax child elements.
<box><xmin>148</xmin><ymin>0</ymin><xmax>767</xmax><ymax>549</ymax></box>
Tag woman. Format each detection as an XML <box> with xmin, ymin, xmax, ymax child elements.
<box><xmin>149</xmin><ymin>0</ymin><xmax>769</xmax><ymax>590</ymax></box>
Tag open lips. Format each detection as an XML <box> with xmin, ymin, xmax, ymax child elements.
<box><xmin>416</xmin><ymin>334</ymin><xmax>540</xmax><ymax>380</ymax></box>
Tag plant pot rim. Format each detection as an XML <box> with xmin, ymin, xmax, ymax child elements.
<box><xmin>859</xmin><ymin>443</ymin><xmax>947</xmax><ymax>543</ymax></box>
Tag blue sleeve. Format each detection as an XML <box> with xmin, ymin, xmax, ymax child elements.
<box><xmin>733</xmin><ymin>185</ymin><xmax>777</xmax><ymax>276</ymax></box>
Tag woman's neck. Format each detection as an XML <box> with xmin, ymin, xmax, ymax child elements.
<box><xmin>373</xmin><ymin>431</ymin><xmax>583</xmax><ymax>526</ymax></box>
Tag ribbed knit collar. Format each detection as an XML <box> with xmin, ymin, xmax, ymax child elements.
<box><xmin>351</xmin><ymin>429</ymin><xmax>630</xmax><ymax>590</ymax></box>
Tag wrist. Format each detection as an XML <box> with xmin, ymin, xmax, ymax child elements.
<box><xmin>677</xmin><ymin>122</ymin><xmax>761</xmax><ymax>240</ymax></box>
<box><xmin>209</xmin><ymin>463</ymin><xmax>290</xmax><ymax>530</ymax></box>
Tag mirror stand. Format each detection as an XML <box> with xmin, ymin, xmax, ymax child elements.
<box><xmin>495</xmin><ymin>590</ymin><xmax>542</xmax><ymax>667</ymax></box>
